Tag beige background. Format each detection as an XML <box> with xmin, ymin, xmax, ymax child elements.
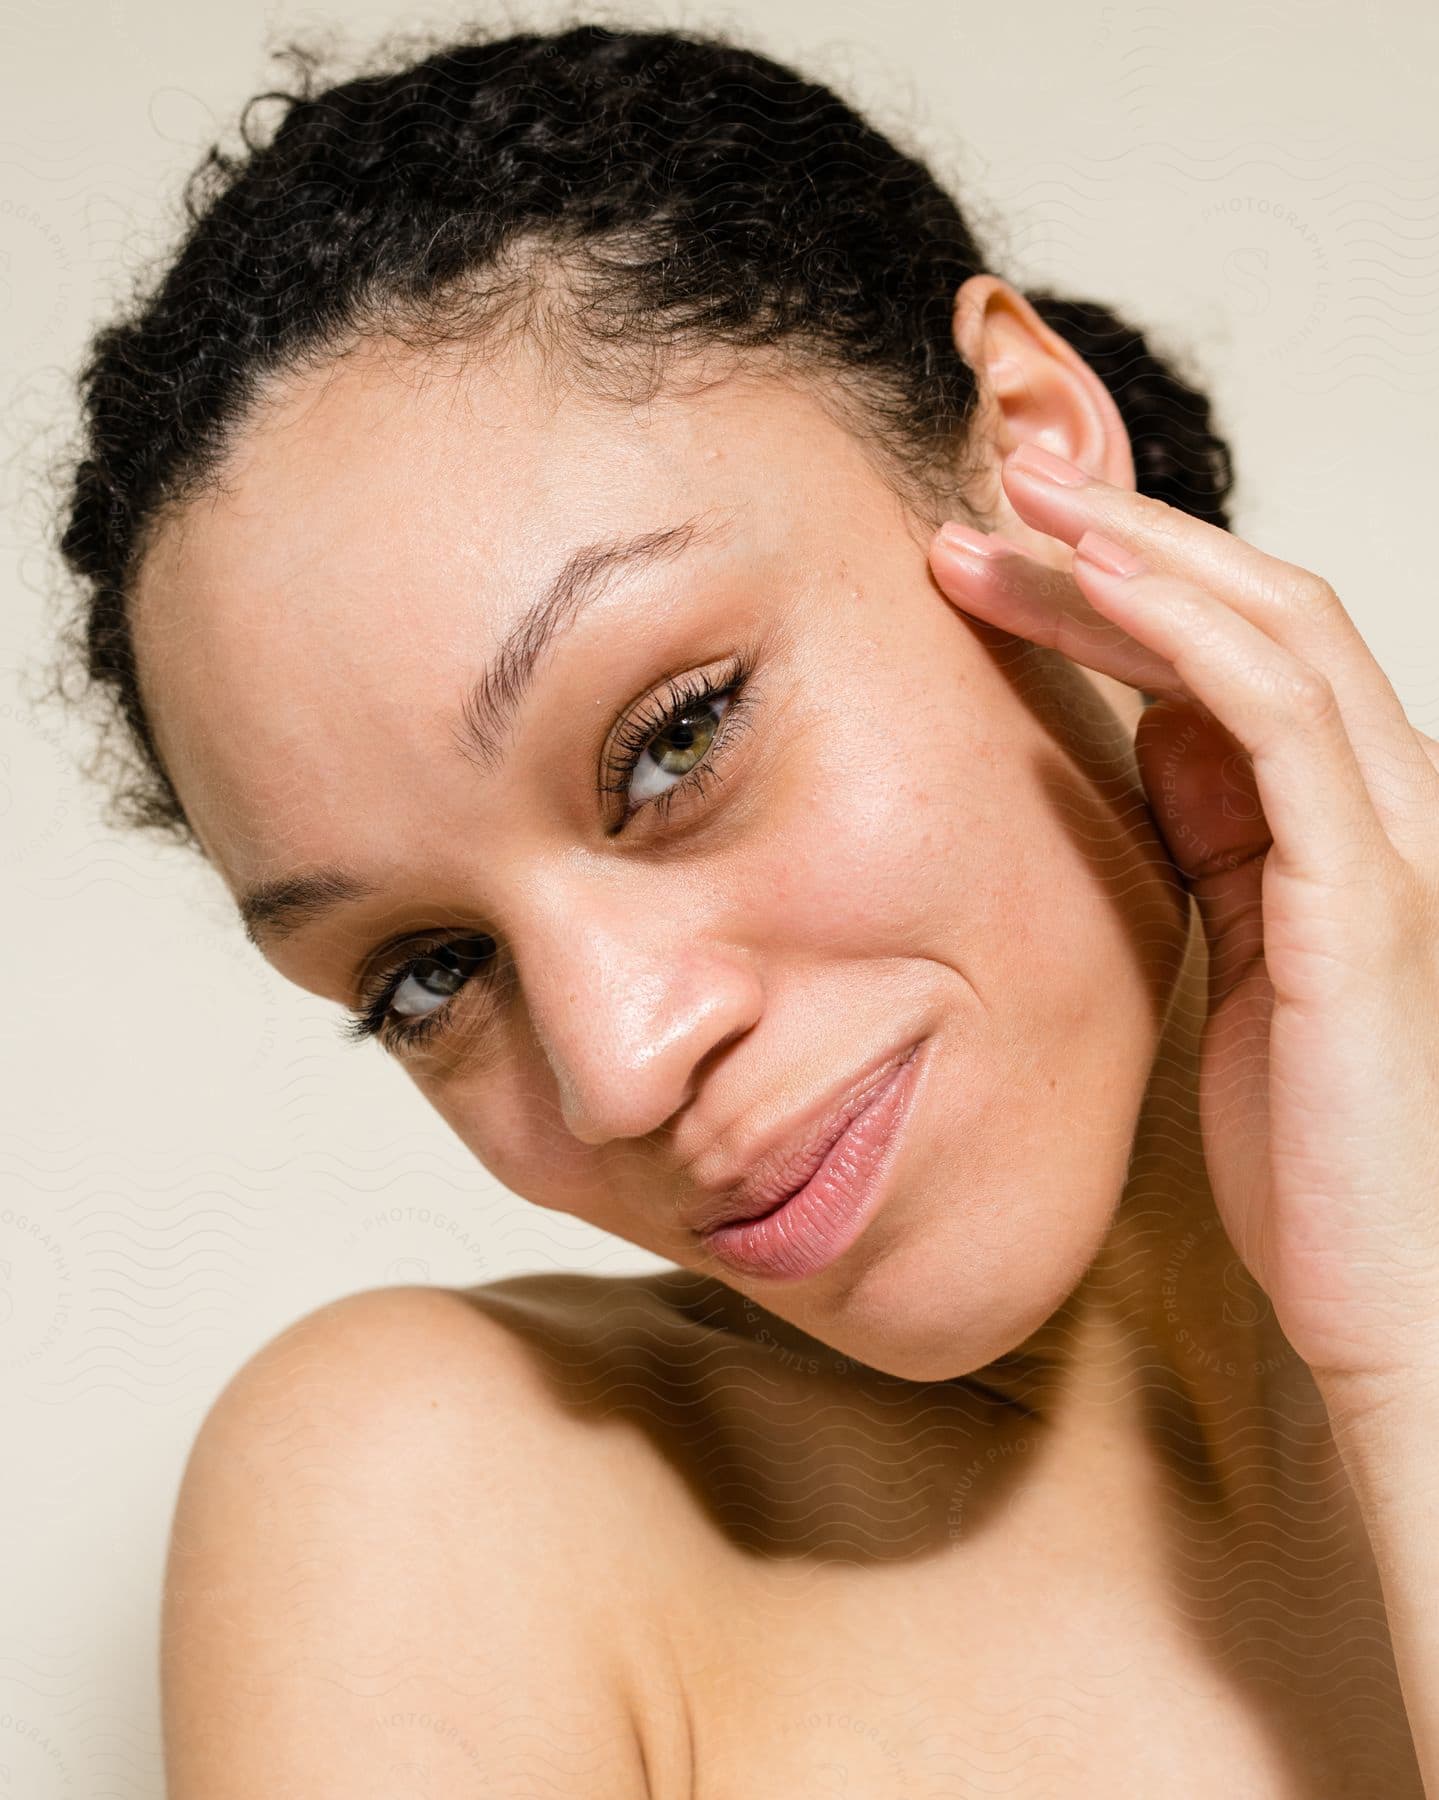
<box><xmin>3</xmin><ymin>0</ymin><xmax>1436</xmax><ymax>1791</ymax></box>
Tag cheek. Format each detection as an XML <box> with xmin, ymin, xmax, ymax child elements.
<box><xmin>733</xmin><ymin>656</ymin><xmax>1120</xmax><ymax>991</ymax></box>
<box><xmin>408</xmin><ymin>1023</ymin><xmax>584</xmax><ymax>1219</ymax></box>
<box><xmin>763</xmin><ymin>657</ymin><xmax>1174</xmax><ymax>1360</ymax></box>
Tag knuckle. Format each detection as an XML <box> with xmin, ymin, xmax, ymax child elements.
<box><xmin>1287</xmin><ymin>567</ymin><xmax>1342</xmax><ymax>621</ymax></box>
<box><xmin>1129</xmin><ymin>492</ymin><xmax>1184</xmax><ymax>546</ymax></box>
<box><xmin>1251</xmin><ymin>562</ymin><xmax>1339</xmax><ymax>627</ymax></box>
<box><xmin>1275</xmin><ymin>661</ymin><xmax>1338</xmax><ymax>726</ymax></box>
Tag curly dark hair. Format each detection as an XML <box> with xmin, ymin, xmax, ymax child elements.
<box><xmin>51</xmin><ymin>19</ymin><xmax>1234</xmax><ymax>849</ymax></box>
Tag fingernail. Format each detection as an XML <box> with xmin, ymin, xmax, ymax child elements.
<box><xmin>937</xmin><ymin>521</ymin><xmax>1019</xmax><ymax>559</ymax></box>
<box><xmin>1008</xmin><ymin>444</ymin><xmax>1087</xmax><ymax>487</ymax></box>
<box><xmin>1074</xmin><ymin>529</ymin><xmax>1146</xmax><ymax>578</ymax></box>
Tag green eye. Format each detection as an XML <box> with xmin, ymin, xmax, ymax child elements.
<box><xmin>341</xmin><ymin>934</ymin><xmax>497</xmax><ymax>1053</ymax></box>
<box><xmin>602</xmin><ymin>653</ymin><xmax>757</xmax><ymax>826</ymax></box>
<box><xmin>389</xmin><ymin>937</ymin><xmax>496</xmax><ymax>1019</ymax></box>
<box><xmin>625</xmin><ymin>691</ymin><xmax>731</xmax><ymax>806</ymax></box>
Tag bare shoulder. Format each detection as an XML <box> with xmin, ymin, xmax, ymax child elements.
<box><xmin>161</xmin><ymin>1277</ymin><xmax>694</xmax><ymax>1798</ymax></box>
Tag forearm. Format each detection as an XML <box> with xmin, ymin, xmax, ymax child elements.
<box><xmin>1322</xmin><ymin>1372</ymin><xmax>1439</xmax><ymax>1793</ymax></box>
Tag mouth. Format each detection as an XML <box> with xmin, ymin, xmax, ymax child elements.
<box><xmin>698</xmin><ymin>1036</ymin><xmax>929</xmax><ymax>1282</ymax></box>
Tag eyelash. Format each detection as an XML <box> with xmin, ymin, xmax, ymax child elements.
<box><xmin>598</xmin><ymin>652</ymin><xmax>756</xmax><ymax>828</ymax></box>
<box><xmin>339</xmin><ymin>652</ymin><xmax>759</xmax><ymax>1057</ymax></box>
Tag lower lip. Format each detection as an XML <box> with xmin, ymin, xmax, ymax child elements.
<box><xmin>700</xmin><ymin>1039</ymin><xmax>928</xmax><ymax>1282</ymax></box>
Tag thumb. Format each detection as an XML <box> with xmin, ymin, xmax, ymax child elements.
<box><xmin>1134</xmin><ymin>696</ymin><xmax>1270</xmax><ymax>997</ymax></box>
<box><xmin>1133</xmin><ymin>696</ymin><xmax>1267</xmax><ymax>883</ymax></box>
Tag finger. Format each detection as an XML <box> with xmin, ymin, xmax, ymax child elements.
<box><xmin>1000</xmin><ymin>446</ymin><xmax>1439</xmax><ymax>834</ymax></box>
<box><xmin>929</xmin><ymin>523</ymin><xmax>1178</xmax><ymax>697</ymax></box>
<box><xmin>1071</xmin><ymin>530</ymin><xmax>1399</xmax><ymax>889</ymax></box>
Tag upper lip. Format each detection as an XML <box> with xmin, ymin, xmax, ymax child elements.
<box><xmin>682</xmin><ymin>1038</ymin><xmax>924</xmax><ymax>1236</ymax></box>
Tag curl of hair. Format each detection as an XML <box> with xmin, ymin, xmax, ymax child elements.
<box><xmin>50</xmin><ymin>19</ymin><xmax>1234</xmax><ymax>846</ymax></box>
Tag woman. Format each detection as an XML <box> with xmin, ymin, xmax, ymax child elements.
<box><xmin>53</xmin><ymin>22</ymin><xmax>1439</xmax><ymax>1795</ymax></box>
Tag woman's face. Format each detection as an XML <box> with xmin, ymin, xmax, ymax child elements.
<box><xmin>132</xmin><ymin>334</ymin><xmax>1187</xmax><ymax>1380</ymax></box>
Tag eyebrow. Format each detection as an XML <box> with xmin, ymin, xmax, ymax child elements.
<box><xmin>237</xmin><ymin>507</ymin><xmax>736</xmax><ymax>953</ymax></box>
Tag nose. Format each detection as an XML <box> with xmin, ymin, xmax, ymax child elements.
<box><xmin>517</xmin><ymin>887</ymin><xmax>764</xmax><ymax>1146</ymax></box>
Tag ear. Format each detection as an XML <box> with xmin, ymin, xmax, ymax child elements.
<box><xmin>951</xmin><ymin>274</ymin><xmax>1136</xmax><ymax>509</ymax></box>
<box><xmin>950</xmin><ymin>274</ymin><xmax>1143</xmax><ymax>732</ymax></box>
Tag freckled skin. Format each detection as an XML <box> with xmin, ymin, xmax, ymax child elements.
<box><xmin>142</xmin><ymin>282</ymin><xmax>1419</xmax><ymax>1792</ymax></box>
<box><xmin>133</xmin><ymin>324</ymin><xmax>1175</xmax><ymax>1382</ymax></box>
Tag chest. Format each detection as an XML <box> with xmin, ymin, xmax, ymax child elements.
<box><xmin>653</xmin><ymin>1529</ymin><xmax>1422</xmax><ymax>1799</ymax></box>
<box><xmin>599</xmin><ymin>1316</ymin><xmax>1419</xmax><ymax>1798</ymax></box>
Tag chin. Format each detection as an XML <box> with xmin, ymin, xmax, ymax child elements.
<box><xmin>781</xmin><ymin>1104</ymin><xmax>1138</xmax><ymax>1385</ymax></box>
<box><xmin>802</xmin><ymin>948</ymin><xmax>1172</xmax><ymax>1384</ymax></box>
<box><xmin>820</xmin><ymin>1228</ymin><xmax>1104</xmax><ymax>1384</ymax></box>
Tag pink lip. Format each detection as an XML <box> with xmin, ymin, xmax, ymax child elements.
<box><xmin>699</xmin><ymin>1037</ymin><xmax>929</xmax><ymax>1281</ymax></box>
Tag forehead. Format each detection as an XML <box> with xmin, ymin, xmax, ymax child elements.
<box><xmin>129</xmin><ymin>338</ymin><xmax>891</xmax><ymax>881</ymax></box>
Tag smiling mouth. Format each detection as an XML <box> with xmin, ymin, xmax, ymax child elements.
<box><xmin>697</xmin><ymin>1037</ymin><xmax>928</xmax><ymax>1282</ymax></box>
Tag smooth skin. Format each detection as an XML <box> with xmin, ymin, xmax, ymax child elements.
<box><xmin>146</xmin><ymin>275</ymin><xmax>1435</xmax><ymax>1795</ymax></box>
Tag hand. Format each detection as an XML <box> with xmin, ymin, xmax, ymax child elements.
<box><xmin>927</xmin><ymin>442</ymin><xmax>1439</xmax><ymax>1402</ymax></box>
